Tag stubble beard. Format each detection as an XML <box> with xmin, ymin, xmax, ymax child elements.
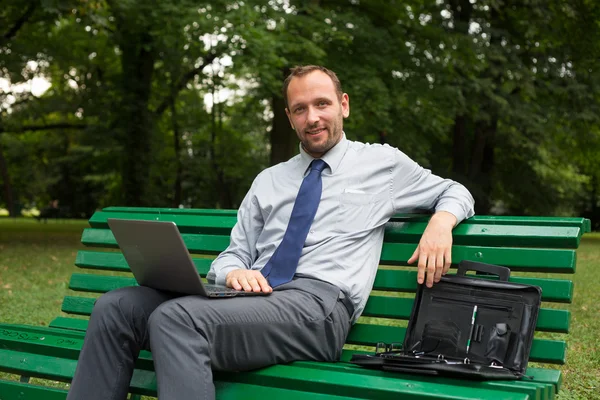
<box><xmin>300</xmin><ymin>112</ymin><xmax>344</xmax><ymax>157</ymax></box>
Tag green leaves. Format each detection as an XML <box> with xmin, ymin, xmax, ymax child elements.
<box><xmin>0</xmin><ymin>0</ymin><xmax>598</xmax><ymax>219</ymax></box>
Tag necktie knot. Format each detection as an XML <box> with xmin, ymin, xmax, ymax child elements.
<box><xmin>311</xmin><ymin>159</ymin><xmax>327</xmax><ymax>174</ymax></box>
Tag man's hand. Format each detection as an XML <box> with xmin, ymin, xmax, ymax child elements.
<box><xmin>407</xmin><ymin>211</ymin><xmax>457</xmax><ymax>288</ymax></box>
<box><xmin>225</xmin><ymin>269</ymin><xmax>273</xmax><ymax>293</ymax></box>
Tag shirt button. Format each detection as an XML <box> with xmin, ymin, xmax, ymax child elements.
<box><xmin>310</xmin><ymin>230</ymin><xmax>315</xmax><ymax>234</ymax></box>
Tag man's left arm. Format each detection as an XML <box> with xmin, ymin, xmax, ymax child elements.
<box><xmin>391</xmin><ymin>150</ymin><xmax>475</xmax><ymax>287</ymax></box>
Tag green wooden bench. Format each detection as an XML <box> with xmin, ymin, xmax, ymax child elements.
<box><xmin>0</xmin><ymin>207</ymin><xmax>591</xmax><ymax>399</ymax></box>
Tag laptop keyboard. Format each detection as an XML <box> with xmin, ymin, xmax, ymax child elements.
<box><xmin>204</xmin><ymin>284</ymin><xmax>239</xmax><ymax>293</ymax></box>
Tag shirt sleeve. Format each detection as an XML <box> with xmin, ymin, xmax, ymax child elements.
<box><xmin>391</xmin><ymin>149</ymin><xmax>475</xmax><ymax>224</ymax></box>
<box><xmin>206</xmin><ymin>176</ymin><xmax>265</xmax><ymax>285</ymax></box>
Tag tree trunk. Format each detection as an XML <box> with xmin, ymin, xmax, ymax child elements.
<box><xmin>270</xmin><ymin>93</ymin><xmax>297</xmax><ymax>166</ymax></box>
<box><xmin>470</xmin><ymin>5</ymin><xmax>501</xmax><ymax>215</ymax></box>
<box><xmin>449</xmin><ymin>0</ymin><xmax>474</xmax><ymax>181</ymax></box>
<box><xmin>270</xmin><ymin>66</ymin><xmax>297</xmax><ymax>166</ymax></box>
<box><xmin>449</xmin><ymin>0</ymin><xmax>501</xmax><ymax>215</ymax></box>
<box><xmin>468</xmin><ymin>117</ymin><xmax>498</xmax><ymax>214</ymax></box>
<box><xmin>451</xmin><ymin>115</ymin><xmax>468</xmax><ymax>178</ymax></box>
<box><xmin>119</xmin><ymin>33</ymin><xmax>155</xmax><ymax>206</ymax></box>
<box><xmin>0</xmin><ymin>137</ymin><xmax>15</xmax><ymax>216</ymax></box>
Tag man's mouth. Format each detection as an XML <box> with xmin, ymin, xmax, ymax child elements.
<box><xmin>306</xmin><ymin>127</ymin><xmax>326</xmax><ymax>135</ymax></box>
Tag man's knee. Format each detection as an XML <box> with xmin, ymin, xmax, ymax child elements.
<box><xmin>148</xmin><ymin>299</ymin><xmax>200</xmax><ymax>341</ymax></box>
<box><xmin>90</xmin><ymin>287</ymin><xmax>142</xmax><ymax>328</ymax></box>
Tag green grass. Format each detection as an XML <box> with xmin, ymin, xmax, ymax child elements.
<box><xmin>0</xmin><ymin>218</ymin><xmax>599</xmax><ymax>399</ymax></box>
<box><xmin>541</xmin><ymin>232</ymin><xmax>600</xmax><ymax>399</ymax></box>
<box><xmin>0</xmin><ymin>218</ymin><xmax>89</xmax><ymax>326</ymax></box>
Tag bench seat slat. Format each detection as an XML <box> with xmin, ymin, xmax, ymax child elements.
<box><xmin>56</xmin><ymin>297</ymin><xmax>567</xmax><ymax>364</ymax></box>
<box><xmin>69</xmin><ymin>274</ymin><xmax>138</xmax><ymax>293</ymax></box>
<box><xmin>0</xmin><ymin>380</ymin><xmax>68</xmax><ymax>400</ymax></box>
<box><xmin>89</xmin><ymin>211</ymin><xmax>584</xmax><ymax>248</ymax></box>
<box><xmin>61</xmin><ymin>296</ymin><xmax>96</xmax><ymax>316</ymax></box>
<box><xmin>340</xmin><ymin>350</ymin><xmax>561</xmax><ymax>390</ymax></box>
<box><xmin>65</xmin><ymin>275</ymin><xmax>571</xmax><ymax>333</ymax></box>
<box><xmin>225</xmin><ymin>363</ymin><xmax>530</xmax><ymax>400</ymax></box>
<box><xmin>49</xmin><ymin>317</ymin><xmax>88</xmax><ymax>332</ymax></box>
<box><xmin>290</xmin><ymin>360</ymin><xmax>552</xmax><ymax>400</ymax></box>
<box><xmin>213</xmin><ymin>381</ymin><xmax>364</xmax><ymax>400</ymax></box>
<box><xmin>0</xmin><ymin>348</ymin><xmax>530</xmax><ymax>400</ymax></box>
<box><xmin>3</xmin><ymin>322</ymin><xmax>563</xmax><ymax>390</ymax></box>
<box><xmin>0</xmin><ymin>360</ymin><xmax>369</xmax><ymax>400</ymax></box>
<box><xmin>345</xmin><ymin>324</ymin><xmax>565</xmax><ymax>364</ymax></box>
<box><xmin>0</xmin><ymin>349</ymin><xmax>367</xmax><ymax>400</ymax></box>
<box><xmin>1</xmin><ymin>324</ymin><xmax>560</xmax><ymax>398</ymax></box>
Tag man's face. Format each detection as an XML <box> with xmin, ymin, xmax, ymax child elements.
<box><xmin>285</xmin><ymin>71</ymin><xmax>350</xmax><ymax>158</ymax></box>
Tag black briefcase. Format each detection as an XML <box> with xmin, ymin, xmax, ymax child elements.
<box><xmin>350</xmin><ymin>261</ymin><xmax>542</xmax><ymax>380</ymax></box>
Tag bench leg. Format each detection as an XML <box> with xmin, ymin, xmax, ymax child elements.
<box><xmin>19</xmin><ymin>375</ymin><xmax>31</xmax><ymax>383</ymax></box>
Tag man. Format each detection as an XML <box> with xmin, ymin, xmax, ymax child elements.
<box><xmin>67</xmin><ymin>65</ymin><xmax>474</xmax><ymax>400</ymax></box>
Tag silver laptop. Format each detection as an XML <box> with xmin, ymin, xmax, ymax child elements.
<box><xmin>107</xmin><ymin>218</ymin><xmax>267</xmax><ymax>297</ymax></box>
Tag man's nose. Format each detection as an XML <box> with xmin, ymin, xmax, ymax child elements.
<box><xmin>307</xmin><ymin>106</ymin><xmax>319</xmax><ymax>124</ymax></box>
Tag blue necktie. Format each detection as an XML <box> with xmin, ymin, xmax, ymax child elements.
<box><xmin>261</xmin><ymin>159</ymin><xmax>328</xmax><ymax>287</ymax></box>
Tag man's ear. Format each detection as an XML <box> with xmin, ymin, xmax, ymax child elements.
<box><xmin>285</xmin><ymin>108</ymin><xmax>295</xmax><ymax>130</ymax></box>
<box><xmin>341</xmin><ymin>93</ymin><xmax>350</xmax><ymax>118</ymax></box>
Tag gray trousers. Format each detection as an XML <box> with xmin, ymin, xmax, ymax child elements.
<box><xmin>66</xmin><ymin>277</ymin><xmax>352</xmax><ymax>400</ymax></box>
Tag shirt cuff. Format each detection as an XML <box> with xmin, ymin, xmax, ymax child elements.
<box><xmin>214</xmin><ymin>265</ymin><xmax>242</xmax><ymax>286</ymax></box>
<box><xmin>435</xmin><ymin>203</ymin><xmax>474</xmax><ymax>226</ymax></box>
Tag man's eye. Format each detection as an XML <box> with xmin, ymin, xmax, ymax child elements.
<box><xmin>318</xmin><ymin>101</ymin><xmax>328</xmax><ymax>107</ymax></box>
<box><xmin>294</xmin><ymin>107</ymin><xmax>304</xmax><ymax>113</ymax></box>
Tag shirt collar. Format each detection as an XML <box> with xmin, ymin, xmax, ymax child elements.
<box><xmin>298</xmin><ymin>133</ymin><xmax>349</xmax><ymax>176</ymax></box>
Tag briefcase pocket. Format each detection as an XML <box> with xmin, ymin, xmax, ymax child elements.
<box><xmin>484</xmin><ymin>323</ymin><xmax>513</xmax><ymax>364</ymax></box>
<box><xmin>420</xmin><ymin>320</ymin><xmax>461</xmax><ymax>356</ymax></box>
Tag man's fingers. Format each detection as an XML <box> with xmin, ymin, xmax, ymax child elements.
<box><xmin>239</xmin><ymin>277</ymin><xmax>253</xmax><ymax>292</ymax></box>
<box><xmin>257</xmin><ymin>275</ymin><xmax>272</xmax><ymax>293</ymax></box>
<box><xmin>417</xmin><ymin>252</ymin><xmax>427</xmax><ymax>284</ymax></box>
<box><xmin>226</xmin><ymin>271</ymin><xmax>273</xmax><ymax>293</ymax></box>
<box><xmin>408</xmin><ymin>246</ymin><xmax>419</xmax><ymax>265</ymax></box>
<box><xmin>443</xmin><ymin>248</ymin><xmax>452</xmax><ymax>274</ymax></box>
<box><xmin>434</xmin><ymin>252</ymin><xmax>444</xmax><ymax>282</ymax></box>
<box><xmin>426</xmin><ymin>255</ymin><xmax>436</xmax><ymax>288</ymax></box>
<box><xmin>230</xmin><ymin>278</ymin><xmax>242</xmax><ymax>291</ymax></box>
<box><xmin>247</xmin><ymin>276</ymin><xmax>261</xmax><ymax>292</ymax></box>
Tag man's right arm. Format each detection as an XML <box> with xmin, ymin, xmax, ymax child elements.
<box><xmin>207</xmin><ymin>177</ymin><xmax>265</xmax><ymax>287</ymax></box>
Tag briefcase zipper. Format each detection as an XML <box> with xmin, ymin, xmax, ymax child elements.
<box><xmin>431</xmin><ymin>296</ymin><xmax>513</xmax><ymax>312</ymax></box>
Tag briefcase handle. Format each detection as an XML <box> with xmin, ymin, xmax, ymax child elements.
<box><xmin>456</xmin><ymin>260</ymin><xmax>511</xmax><ymax>282</ymax></box>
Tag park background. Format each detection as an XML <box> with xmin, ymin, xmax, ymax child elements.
<box><xmin>1</xmin><ymin>0</ymin><xmax>599</xmax><ymax>398</ymax></box>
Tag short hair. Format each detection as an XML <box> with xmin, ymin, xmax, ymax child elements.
<box><xmin>282</xmin><ymin>65</ymin><xmax>343</xmax><ymax>109</ymax></box>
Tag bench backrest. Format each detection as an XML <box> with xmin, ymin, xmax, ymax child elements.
<box><xmin>55</xmin><ymin>207</ymin><xmax>591</xmax><ymax>366</ymax></box>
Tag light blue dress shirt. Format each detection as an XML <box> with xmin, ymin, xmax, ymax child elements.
<box><xmin>207</xmin><ymin>134</ymin><xmax>475</xmax><ymax>320</ymax></box>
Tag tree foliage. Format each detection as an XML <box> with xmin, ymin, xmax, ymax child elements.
<box><xmin>0</xmin><ymin>0</ymin><xmax>598</xmax><ymax>225</ymax></box>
